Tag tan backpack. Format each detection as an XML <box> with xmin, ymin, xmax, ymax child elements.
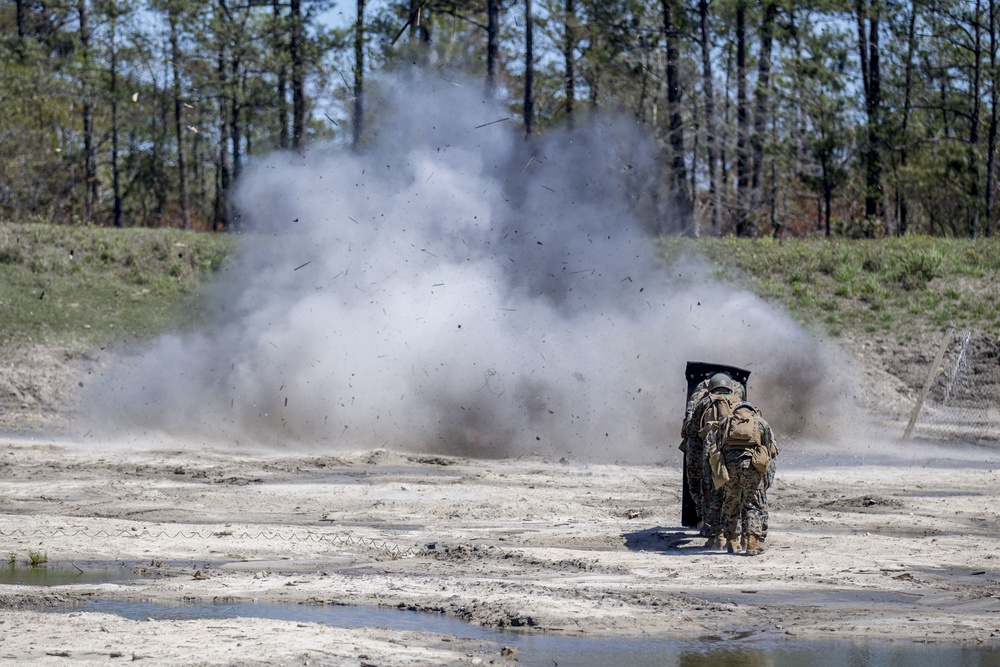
<box><xmin>721</xmin><ymin>403</ymin><xmax>776</xmax><ymax>474</ymax></box>
<box><xmin>701</xmin><ymin>393</ymin><xmax>742</xmax><ymax>490</ymax></box>
<box><xmin>721</xmin><ymin>403</ymin><xmax>763</xmax><ymax>448</ymax></box>
<box><xmin>697</xmin><ymin>392</ymin><xmax>740</xmax><ymax>441</ymax></box>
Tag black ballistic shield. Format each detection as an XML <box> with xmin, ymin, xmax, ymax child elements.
<box><xmin>680</xmin><ymin>361</ymin><xmax>751</xmax><ymax>527</ymax></box>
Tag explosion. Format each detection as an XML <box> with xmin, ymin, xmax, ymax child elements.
<box><xmin>83</xmin><ymin>70</ymin><xmax>866</xmax><ymax>462</ymax></box>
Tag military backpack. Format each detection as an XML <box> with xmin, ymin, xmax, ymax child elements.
<box><xmin>719</xmin><ymin>403</ymin><xmax>763</xmax><ymax>449</ymax></box>
<box><xmin>701</xmin><ymin>393</ymin><xmax>742</xmax><ymax>490</ymax></box>
<box><xmin>697</xmin><ymin>392</ymin><xmax>740</xmax><ymax>442</ymax></box>
<box><xmin>718</xmin><ymin>402</ymin><xmax>776</xmax><ymax>475</ymax></box>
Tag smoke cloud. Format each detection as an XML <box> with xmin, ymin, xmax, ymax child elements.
<box><xmin>83</xmin><ymin>70</ymin><xmax>873</xmax><ymax>463</ymax></box>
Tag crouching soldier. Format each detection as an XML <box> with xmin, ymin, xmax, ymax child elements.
<box><xmin>709</xmin><ymin>401</ymin><xmax>778</xmax><ymax>556</ymax></box>
<box><xmin>688</xmin><ymin>373</ymin><xmax>741</xmax><ymax>550</ymax></box>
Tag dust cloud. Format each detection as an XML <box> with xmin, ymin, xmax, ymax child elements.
<box><xmin>82</xmin><ymin>70</ymin><xmax>872</xmax><ymax>463</ymax></box>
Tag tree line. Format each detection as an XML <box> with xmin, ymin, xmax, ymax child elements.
<box><xmin>2</xmin><ymin>0</ymin><xmax>998</xmax><ymax>237</ymax></box>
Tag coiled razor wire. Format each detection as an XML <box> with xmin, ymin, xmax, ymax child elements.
<box><xmin>911</xmin><ymin>328</ymin><xmax>997</xmax><ymax>444</ymax></box>
<box><xmin>0</xmin><ymin>528</ymin><xmax>415</xmax><ymax>558</ymax></box>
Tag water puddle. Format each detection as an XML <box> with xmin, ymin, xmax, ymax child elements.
<box><xmin>45</xmin><ymin>599</ymin><xmax>1000</xmax><ymax>667</ymax></box>
<box><xmin>1</xmin><ymin>562</ymin><xmax>142</xmax><ymax>587</ymax></box>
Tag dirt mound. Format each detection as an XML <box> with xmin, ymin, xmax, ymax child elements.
<box><xmin>0</xmin><ymin>344</ymin><xmax>98</xmax><ymax>434</ymax></box>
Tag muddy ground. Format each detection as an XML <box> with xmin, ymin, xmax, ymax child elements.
<box><xmin>0</xmin><ymin>341</ymin><xmax>999</xmax><ymax>666</ymax></box>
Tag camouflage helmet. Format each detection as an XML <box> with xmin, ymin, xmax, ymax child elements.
<box><xmin>707</xmin><ymin>373</ymin><xmax>735</xmax><ymax>393</ymax></box>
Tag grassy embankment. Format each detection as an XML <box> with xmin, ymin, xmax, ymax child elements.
<box><xmin>0</xmin><ymin>223</ymin><xmax>233</xmax><ymax>351</ymax></box>
<box><xmin>2</xmin><ymin>223</ymin><xmax>999</xmax><ymax>351</ymax></box>
<box><xmin>657</xmin><ymin>236</ymin><xmax>1000</xmax><ymax>343</ymax></box>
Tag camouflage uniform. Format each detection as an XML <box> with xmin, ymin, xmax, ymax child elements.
<box><xmin>686</xmin><ymin>381</ymin><xmax>740</xmax><ymax>543</ymax></box>
<box><xmin>719</xmin><ymin>406</ymin><xmax>777</xmax><ymax>553</ymax></box>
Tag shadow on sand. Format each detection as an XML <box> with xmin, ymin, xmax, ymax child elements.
<box><xmin>621</xmin><ymin>526</ymin><xmax>707</xmax><ymax>554</ymax></box>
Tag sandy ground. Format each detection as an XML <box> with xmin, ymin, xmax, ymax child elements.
<box><xmin>1</xmin><ymin>434</ymin><xmax>999</xmax><ymax>666</ymax></box>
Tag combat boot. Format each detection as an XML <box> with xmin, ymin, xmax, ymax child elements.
<box><xmin>703</xmin><ymin>535</ymin><xmax>726</xmax><ymax>551</ymax></box>
<box><xmin>725</xmin><ymin>538</ymin><xmax>741</xmax><ymax>554</ymax></box>
<box><xmin>745</xmin><ymin>536</ymin><xmax>765</xmax><ymax>556</ymax></box>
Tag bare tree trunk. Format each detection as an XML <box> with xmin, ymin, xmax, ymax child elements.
<box><xmin>169</xmin><ymin>9</ymin><xmax>190</xmax><ymax>230</ymax></box>
<box><xmin>751</xmin><ymin>1</ymin><xmax>776</xmax><ymax>211</ymax></box>
<box><xmin>856</xmin><ymin>0</ymin><xmax>883</xmax><ymax>232</ymax></box>
<box><xmin>699</xmin><ymin>0</ymin><xmax>720</xmax><ymax>236</ymax></box>
<box><xmin>690</xmin><ymin>115</ymin><xmax>699</xmax><ymax>200</ymax></box>
<box><xmin>970</xmin><ymin>0</ymin><xmax>984</xmax><ymax>237</ymax></box>
<box><xmin>273</xmin><ymin>0</ymin><xmax>289</xmax><ymax>149</ymax></box>
<box><xmin>216</xmin><ymin>112</ymin><xmax>231</xmax><ymax>231</ymax></box>
<box><xmin>353</xmin><ymin>0</ymin><xmax>365</xmax><ymax>150</ymax></box>
<box><xmin>79</xmin><ymin>0</ymin><xmax>95</xmax><ymax>224</ymax></box>
<box><xmin>987</xmin><ymin>0</ymin><xmax>998</xmax><ymax>236</ymax></box>
<box><xmin>735</xmin><ymin>1</ymin><xmax>751</xmax><ymax>236</ymax></box>
<box><xmin>721</xmin><ymin>42</ymin><xmax>732</xmax><ymax>213</ymax></box>
<box><xmin>277</xmin><ymin>69</ymin><xmax>289</xmax><ymax>149</ymax></box>
<box><xmin>215</xmin><ymin>2</ymin><xmax>231</xmax><ymax>230</ymax></box>
<box><xmin>789</xmin><ymin>9</ymin><xmax>806</xmax><ymax>195</ymax></box>
<box><xmin>770</xmin><ymin>113</ymin><xmax>780</xmax><ymax>237</ymax></box>
<box><xmin>244</xmin><ymin>70</ymin><xmax>253</xmax><ymax>157</ymax></box>
<box><xmin>639</xmin><ymin>48</ymin><xmax>652</xmax><ymax>122</ymax></box>
<box><xmin>230</xmin><ymin>56</ymin><xmax>242</xmax><ymax>183</ymax></box>
<box><xmin>291</xmin><ymin>0</ymin><xmax>306</xmax><ymax>150</ymax></box>
<box><xmin>899</xmin><ymin>1</ymin><xmax>917</xmax><ymax>236</ymax></box>
<box><xmin>16</xmin><ymin>0</ymin><xmax>25</xmax><ymax>37</ymax></box>
<box><xmin>663</xmin><ymin>0</ymin><xmax>692</xmax><ymax>233</ymax></box>
<box><xmin>194</xmin><ymin>104</ymin><xmax>206</xmax><ymax>221</ymax></box>
<box><xmin>524</xmin><ymin>0</ymin><xmax>535</xmax><ymax>137</ymax></box>
<box><xmin>154</xmin><ymin>59</ymin><xmax>168</xmax><ymax>224</ymax></box>
<box><xmin>564</xmin><ymin>0</ymin><xmax>575</xmax><ymax>129</ymax></box>
<box><xmin>110</xmin><ymin>14</ymin><xmax>123</xmax><ymax>228</ymax></box>
<box><xmin>824</xmin><ymin>165</ymin><xmax>833</xmax><ymax>237</ymax></box>
<box><xmin>486</xmin><ymin>0</ymin><xmax>499</xmax><ymax>98</ymax></box>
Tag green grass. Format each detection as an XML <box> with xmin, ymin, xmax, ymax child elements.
<box><xmin>656</xmin><ymin>236</ymin><xmax>1000</xmax><ymax>341</ymax></box>
<box><xmin>0</xmin><ymin>223</ymin><xmax>234</xmax><ymax>350</ymax></box>
<box><xmin>2</xmin><ymin>224</ymin><xmax>998</xmax><ymax>354</ymax></box>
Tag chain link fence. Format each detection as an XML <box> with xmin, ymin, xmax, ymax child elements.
<box><xmin>904</xmin><ymin>329</ymin><xmax>1000</xmax><ymax>444</ymax></box>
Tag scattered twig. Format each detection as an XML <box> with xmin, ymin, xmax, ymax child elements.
<box><xmin>475</xmin><ymin>117</ymin><xmax>509</xmax><ymax>129</ymax></box>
